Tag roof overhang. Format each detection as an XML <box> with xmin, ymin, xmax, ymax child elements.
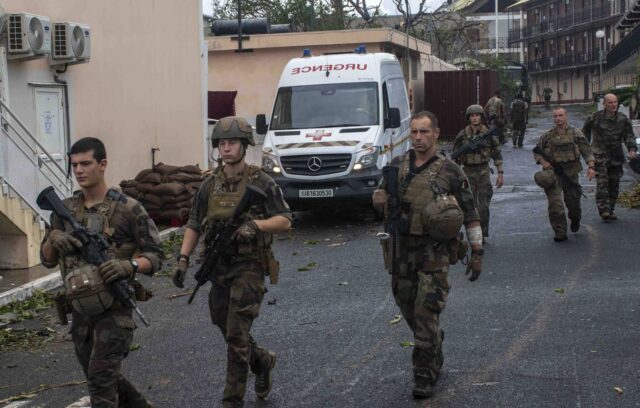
<box><xmin>506</xmin><ymin>0</ymin><xmax>531</xmax><ymax>11</ymax></box>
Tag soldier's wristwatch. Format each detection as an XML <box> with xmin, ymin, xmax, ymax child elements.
<box><xmin>130</xmin><ymin>259</ymin><xmax>139</xmax><ymax>273</ymax></box>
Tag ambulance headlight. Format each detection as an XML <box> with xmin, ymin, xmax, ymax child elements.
<box><xmin>262</xmin><ymin>153</ymin><xmax>281</xmax><ymax>173</ymax></box>
<box><xmin>353</xmin><ymin>149</ymin><xmax>378</xmax><ymax>171</ymax></box>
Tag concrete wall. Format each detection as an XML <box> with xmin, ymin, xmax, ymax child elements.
<box><xmin>2</xmin><ymin>0</ymin><xmax>207</xmax><ymax>186</ymax></box>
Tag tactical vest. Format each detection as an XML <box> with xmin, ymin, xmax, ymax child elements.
<box><xmin>460</xmin><ymin>126</ymin><xmax>491</xmax><ymax>166</ymax></box>
<box><xmin>546</xmin><ymin>126</ymin><xmax>580</xmax><ymax>163</ymax></box>
<box><xmin>512</xmin><ymin>100</ymin><xmax>526</xmax><ymax>122</ymax></box>
<box><xmin>206</xmin><ymin>165</ymin><xmax>272</xmax><ymax>262</ymax></box>
<box><xmin>60</xmin><ymin>190</ymin><xmax>134</xmax><ymax>316</ymax></box>
<box><xmin>398</xmin><ymin>152</ymin><xmax>462</xmax><ymax>241</ymax></box>
<box><xmin>486</xmin><ymin>98</ymin><xmax>499</xmax><ymax>116</ymax></box>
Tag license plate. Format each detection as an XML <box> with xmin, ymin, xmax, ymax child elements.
<box><xmin>298</xmin><ymin>189</ymin><xmax>334</xmax><ymax>198</ymax></box>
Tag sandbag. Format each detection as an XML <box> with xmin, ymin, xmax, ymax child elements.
<box><xmin>177</xmin><ymin>164</ymin><xmax>202</xmax><ymax>174</ymax></box>
<box><xmin>135</xmin><ymin>169</ymin><xmax>153</xmax><ymax>181</ymax></box>
<box><xmin>120</xmin><ymin>179</ymin><xmax>138</xmax><ymax>189</ymax></box>
<box><xmin>168</xmin><ymin>172</ymin><xmax>203</xmax><ymax>183</ymax></box>
<box><xmin>122</xmin><ymin>187</ymin><xmax>141</xmax><ymax>199</ymax></box>
<box><xmin>153</xmin><ymin>162</ymin><xmax>180</xmax><ymax>175</ymax></box>
<box><xmin>152</xmin><ymin>182</ymin><xmax>187</xmax><ymax>196</ymax></box>
<box><xmin>136</xmin><ymin>182</ymin><xmax>156</xmax><ymax>193</ymax></box>
<box><xmin>139</xmin><ymin>172</ymin><xmax>163</xmax><ymax>185</ymax></box>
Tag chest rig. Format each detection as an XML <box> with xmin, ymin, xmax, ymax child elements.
<box><xmin>60</xmin><ymin>191</ymin><xmax>120</xmax><ymax>316</ymax></box>
<box><xmin>398</xmin><ymin>153</ymin><xmax>462</xmax><ymax>241</ymax></box>
<box><xmin>546</xmin><ymin>126</ymin><xmax>580</xmax><ymax>163</ymax></box>
<box><xmin>460</xmin><ymin>125</ymin><xmax>491</xmax><ymax>166</ymax></box>
<box><xmin>206</xmin><ymin>165</ymin><xmax>272</xmax><ymax>262</ymax></box>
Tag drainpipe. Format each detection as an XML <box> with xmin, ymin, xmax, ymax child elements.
<box><xmin>53</xmin><ymin>65</ymin><xmax>71</xmax><ymax>179</ymax></box>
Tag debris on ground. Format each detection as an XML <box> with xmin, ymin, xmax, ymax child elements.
<box><xmin>619</xmin><ymin>182</ymin><xmax>640</xmax><ymax>208</ymax></box>
<box><xmin>0</xmin><ymin>380</ymin><xmax>87</xmax><ymax>404</ymax></box>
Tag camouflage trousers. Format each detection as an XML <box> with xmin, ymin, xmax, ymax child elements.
<box><xmin>464</xmin><ymin>165</ymin><xmax>493</xmax><ymax>238</ymax></box>
<box><xmin>512</xmin><ymin>124</ymin><xmax>526</xmax><ymax>147</ymax></box>
<box><xmin>392</xmin><ymin>236</ymin><xmax>449</xmax><ymax>384</ymax></box>
<box><xmin>209</xmin><ymin>261</ymin><xmax>272</xmax><ymax>408</ymax></box>
<box><xmin>544</xmin><ymin>173</ymin><xmax>582</xmax><ymax>237</ymax></box>
<box><xmin>594</xmin><ymin>157</ymin><xmax>624</xmax><ymax>214</ymax></box>
<box><xmin>72</xmin><ymin>309</ymin><xmax>151</xmax><ymax>408</ymax></box>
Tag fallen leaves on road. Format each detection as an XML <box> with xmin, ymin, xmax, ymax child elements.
<box><xmin>337</xmin><ymin>281</ymin><xmax>349</xmax><ymax>286</ymax></box>
<box><xmin>619</xmin><ymin>182</ymin><xmax>640</xmax><ymax>208</ymax></box>
<box><xmin>554</xmin><ymin>288</ymin><xmax>565</xmax><ymax>294</ymax></box>
<box><xmin>400</xmin><ymin>341</ymin><xmax>414</xmax><ymax>348</ymax></box>
<box><xmin>0</xmin><ymin>380</ymin><xmax>87</xmax><ymax>404</ymax></box>
<box><xmin>328</xmin><ymin>242</ymin><xmax>345</xmax><ymax>247</ymax></box>
<box><xmin>297</xmin><ymin>262</ymin><xmax>317</xmax><ymax>272</ymax></box>
<box><xmin>614</xmin><ymin>386</ymin><xmax>624</xmax><ymax>395</ymax></box>
<box><xmin>472</xmin><ymin>382</ymin><xmax>499</xmax><ymax>387</ymax></box>
<box><xmin>267</xmin><ymin>299</ymin><xmax>277</xmax><ymax>305</ymax></box>
<box><xmin>390</xmin><ymin>315</ymin><xmax>402</xmax><ymax>325</ymax></box>
<box><xmin>303</xmin><ymin>240</ymin><xmax>319</xmax><ymax>245</ymax></box>
<box><xmin>129</xmin><ymin>343</ymin><xmax>141</xmax><ymax>352</ymax></box>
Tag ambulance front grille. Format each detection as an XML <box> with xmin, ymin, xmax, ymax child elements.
<box><xmin>281</xmin><ymin>154</ymin><xmax>352</xmax><ymax>176</ymax></box>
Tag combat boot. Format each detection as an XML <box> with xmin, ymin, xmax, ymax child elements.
<box><xmin>570</xmin><ymin>219</ymin><xmax>580</xmax><ymax>233</ymax></box>
<box><xmin>553</xmin><ymin>235</ymin><xmax>568</xmax><ymax>242</ymax></box>
<box><xmin>255</xmin><ymin>351</ymin><xmax>277</xmax><ymax>400</ymax></box>
<box><xmin>413</xmin><ymin>375</ymin><xmax>434</xmax><ymax>399</ymax></box>
<box><xmin>608</xmin><ymin>212</ymin><xmax>617</xmax><ymax>220</ymax></box>
<box><xmin>600</xmin><ymin>211</ymin><xmax>610</xmax><ymax>220</ymax></box>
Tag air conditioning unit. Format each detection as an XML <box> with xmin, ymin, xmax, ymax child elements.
<box><xmin>6</xmin><ymin>13</ymin><xmax>51</xmax><ymax>60</ymax></box>
<box><xmin>50</xmin><ymin>22</ymin><xmax>91</xmax><ymax>65</ymax></box>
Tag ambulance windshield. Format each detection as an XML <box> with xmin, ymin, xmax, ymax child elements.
<box><xmin>270</xmin><ymin>82</ymin><xmax>379</xmax><ymax>130</ymax></box>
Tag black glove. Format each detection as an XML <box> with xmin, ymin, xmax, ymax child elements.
<box><xmin>465</xmin><ymin>249</ymin><xmax>483</xmax><ymax>282</ymax></box>
<box><xmin>171</xmin><ymin>256</ymin><xmax>189</xmax><ymax>288</ymax></box>
<box><xmin>233</xmin><ymin>220</ymin><xmax>260</xmax><ymax>242</ymax></box>
<box><xmin>98</xmin><ymin>259</ymin><xmax>134</xmax><ymax>284</ymax></box>
<box><xmin>48</xmin><ymin>230</ymin><xmax>83</xmax><ymax>256</ymax></box>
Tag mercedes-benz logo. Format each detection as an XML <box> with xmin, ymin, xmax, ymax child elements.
<box><xmin>307</xmin><ymin>156</ymin><xmax>322</xmax><ymax>172</ymax></box>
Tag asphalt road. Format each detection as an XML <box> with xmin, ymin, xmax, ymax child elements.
<box><xmin>2</xmin><ymin>105</ymin><xmax>639</xmax><ymax>408</ymax></box>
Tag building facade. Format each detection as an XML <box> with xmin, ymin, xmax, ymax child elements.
<box><xmin>508</xmin><ymin>0</ymin><xmax>634</xmax><ymax>103</ymax></box>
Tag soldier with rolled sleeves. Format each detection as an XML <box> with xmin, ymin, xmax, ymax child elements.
<box><xmin>485</xmin><ymin>91</ymin><xmax>506</xmax><ymax>144</ymax></box>
<box><xmin>534</xmin><ymin>107</ymin><xmax>595</xmax><ymax>241</ymax></box>
<box><xmin>372</xmin><ymin>111</ymin><xmax>483</xmax><ymax>400</ymax></box>
<box><xmin>453</xmin><ymin>104</ymin><xmax>504</xmax><ymax>242</ymax></box>
<box><xmin>582</xmin><ymin>93</ymin><xmax>638</xmax><ymax>221</ymax></box>
<box><xmin>40</xmin><ymin>137</ymin><xmax>163</xmax><ymax>408</ymax></box>
<box><xmin>171</xmin><ymin>116</ymin><xmax>291</xmax><ymax>408</ymax></box>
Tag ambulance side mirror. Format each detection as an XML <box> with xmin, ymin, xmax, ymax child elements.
<box><xmin>386</xmin><ymin>108</ymin><xmax>401</xmax><ymax>129</ymax></box>
<box><xmin>256</xmin><ymin>114</ymin><xmax>268</xmax><ymax>135</ymax></box>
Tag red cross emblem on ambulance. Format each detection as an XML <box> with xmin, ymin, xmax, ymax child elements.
<box><xmin>305</xmin><ymin>130</ymin><xmax>332</xmax><ymax>141</ymax></box>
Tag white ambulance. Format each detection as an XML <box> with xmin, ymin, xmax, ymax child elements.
<box><xmin>256</xmin><ymin>47</ymin><xmax>412</xmax><ymax>210</ymax></box>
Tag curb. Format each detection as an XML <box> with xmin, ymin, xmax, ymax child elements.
<box><xmin>0</xmin><ymin>227</ymin><xmax>183</xmax><ymax>307</ymax></box>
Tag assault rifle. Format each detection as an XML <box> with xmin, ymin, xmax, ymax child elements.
<box><xmin>450</xmin><ymin>127</ymin><xmax>499</xmax><ymax>161</ymax></box>
<box><xmin>36</xmin><ymin>187</ymin><xmax>150</xmax><ymax>326</ymax></box>
<box><xmin>532</xmin><ymin>145</ymin><xmax>587</xmax><ymax>199</ymax></box>
<box><xmin>381</xmin><ymin>166</ymin><xmax>400</xmax><ymax>275</ymax></box>
<box><xmin>188</xmin><ymin>185</ymin><xmax>267</xmax><ymax>304</ymax></box>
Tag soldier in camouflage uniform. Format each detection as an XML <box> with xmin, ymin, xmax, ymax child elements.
<box><xmin>534</xmin><ymin>107</ymin><xmax>595</xmax><ymax>241</ymax></box>
<box><xmin>453</xmin><ymin>105</ymin><xmax>504</xmax><ymax>241</ymax></box>
<box><xmin>171</xmin><ymin>117</ymin><xmax>291</xmax><ymax>408</ymax></box>
<box><xmin>582</xmin><ymin>93</ymin><xmax>638</xmax><ymax>220</ymax></box>
<box><xmin>484</xmin><ymin>91</ymin><xmax>506</xmax><ymax>144</ymax></box>
<box><xmin>510</xmin><ymin>96</ymin><xmax>529</xmax><ymax>148</ymax></box>
<box><xmin>41</xmin><ymin>137</ymin><xmax>163</xmax><ymax>408</ymax></box>
<box><xmin>373</xmin><ymin>111</ymin><xmax>483</xmax><ymax>399</ymax></box>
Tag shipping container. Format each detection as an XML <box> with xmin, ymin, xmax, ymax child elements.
<box><xmin>424</xmin><ymin>70</ymin><xmax>500</xmax><ymax>139</ymax></box>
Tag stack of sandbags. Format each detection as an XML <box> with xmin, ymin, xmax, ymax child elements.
<box><xmin>119</xmin><ymin>163</ymin><xmax>203</xmax><ymax>221</ymax></box>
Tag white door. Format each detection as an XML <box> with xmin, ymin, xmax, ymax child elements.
<box><xmin>34</xmin><ymin>86</ymin><xmax>68</xmax><ymax>194</ymax></box>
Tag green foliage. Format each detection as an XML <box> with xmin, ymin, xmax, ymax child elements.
<box><xmin>467</xmin><ymin>55</ymin><xmax>520</xmax><ymax>98</ymax></box>
<box><xmin>212</xmin><ymin>0</ymin><xmax>351</xmax><ymax>31</ymax></box>
<box><xmin>0</xmin><ymin>290</ymin><xmax>52</xmax><ymax>322</ymax></box>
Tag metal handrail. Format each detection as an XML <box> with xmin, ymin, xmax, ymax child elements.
<box><xmin>0</xmin><ymin>176</ymin><xmax>48</xmax><ymax>224</ymax></box>
<box><xmin>0</xmin><ymin>99</ymin><xmax>69</xmax><ymax>179</ymax></box>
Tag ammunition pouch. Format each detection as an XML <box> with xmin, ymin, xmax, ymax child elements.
<box><xmin>551</xmin><ymin>142</ymin><xmax>579</xmax><ymax>163</ymax></box>
<box><xmin>379</xmin><ymin>233</ymin><xmax>391</xmax><ymax>271</ymax></box>
<box><xmin>50</xmin><ymin>290</ymin><xmax>70</xmax><ymax>325</ymax></box>
<box><xmin>64</xmin><ymin>264</ymin><xmax>114</xmax><ymax>316</ymax></box>
<box><xmin>261</xmin><ymin>249</ymin><xmax>280</xmax><ymax>284</ymax></box>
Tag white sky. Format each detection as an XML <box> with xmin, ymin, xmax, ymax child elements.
<box><xmin>203</xmin><ymin>0</ymin><xmax>447</xmax><ymax>17</ymax></box>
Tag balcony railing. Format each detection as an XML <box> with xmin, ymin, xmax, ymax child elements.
<box><xmin>527</xmin><ymin>49</ymin><xmax>601</xmax><ymax>72</ymax></box>
<box><xmin>509</xmin><ymin>4</ymin><xmax>621</xmax><ymax>42</ymax></box>
<box><xmin>606</xmin><ymin>24</ymin><xmax>640</xmax><ymax>70</ymax></box>
<box><xmin>475</xmin><ymin>37</ymin><xmax>511</xmax><ymax>49</ymax></box>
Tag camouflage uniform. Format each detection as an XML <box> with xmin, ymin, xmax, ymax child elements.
<box><xmin>186</xmin><ymin>164</ymin><xmax>291</xmax><ymax>408</ymax></box>
<box><xmin>386</xmin><ymin>150</ymin><xmax>479</xmax><ymax>386</ymax></box>
<box><xmin>453</xmin><ymin>124</ymin><xmax>503</xmax><ymax>238</ymax></box>
<box><xmin>485</xmin><ymin>96</ymin><xmax>505</xmax><ymax>144</ymax></box>
<box><xmin>582</xmin><ymin>111</ymin><xmax>638</xmax><ymax>216</ymax></box>
<box><xmin>510</xmin><ymin>99</ymin><xmax>528</xmax><ymax>147</ymax></box>
<box><xmin>543</xmin><ymin>87</ymin><xmax>553</xmax><ymax>110</ymax></box>
<box><xmin>41</xmin><ymin>189</ymin><xmax>163</xmax><ymax>408</ymax></box>
<box><xmin>534</xmin><ymin>125</ymin><xmax>594</xmax><ymax>237</ymax></box>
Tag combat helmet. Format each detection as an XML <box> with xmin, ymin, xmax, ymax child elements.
<box><xmin>465</xmin><ymin>104</ymin><xmax>485</xmax><ymax>120</ymax></box>
<box><xmin>211</xmin><ymin>116</ymin><xmax>256</xmax><ymax>148</ymax></box>
<box><xmin>534</xmin><ymin>169</ymin><xmax>558</xmax><ymax>189</ymax></box>
<box><xmin>422</xmin><ymin>194</ymin><xmax>464</xmax><ymax>242</ymax></box>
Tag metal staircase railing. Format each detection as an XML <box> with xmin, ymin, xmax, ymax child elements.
<box><xmin>0</xmin><ymin>99</ymin><xmax>73</xmax><ymax>221</ymax></box>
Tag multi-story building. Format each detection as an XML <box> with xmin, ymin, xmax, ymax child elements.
<box><xmin>508</xmin><ymin>0</ymin><xmax>634</xmax><ymax>103</ymax></box>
